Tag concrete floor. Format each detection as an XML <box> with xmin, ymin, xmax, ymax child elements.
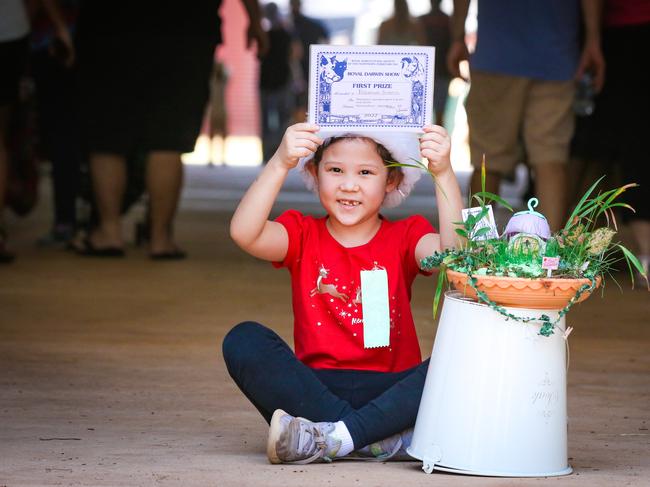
<box><xmin>1</xmin><ymin>166</ymin><xmax>649</xmax><ymax>486</ymax></box>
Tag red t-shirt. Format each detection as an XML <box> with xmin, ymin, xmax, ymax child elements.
<box><xmin>274</xmin><ymin>210</ymin><xmax>435</xmax><ymax>373</ymax></box>
<box><xmin>604</xmin><ymin>0</ymin><xmax>650</xmax><ymax>27</ymax></box>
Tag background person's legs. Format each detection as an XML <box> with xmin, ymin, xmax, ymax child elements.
<box><xmin>146</xmin><ymin>151</ymin><xmax>184</xmax><ymax>255</ymax></box>
<box><xmin>630</xmin><ymin>220</ymin><xmax>650</xmax><ymax>259</ymax></box>
<box><xmin>76</xmin><ymin>32</ymin><xmax>134</xmax><ymax>254</ymax></box>
<box><xmin>139</xmin><ymin>36</ymin><xmax>213</xmax><ymax>256</ymax></box>
<box><xmin>622</xmin><ymin>154</ymin><xmax>650</xmax><ymax>280</ymax></box>
<box><xmin>0</xmin><ymin>36</ymin><xmax>28</xmax><ymax>261</ymax></box>
<box><xmin>466</xmin><ymin>71</ymin><xmax>526</xmax><ymax>199</ymax></box>
<box><xmin>32</xmin><ymin>50</ymin><xmax>82</xmax><ymax>242</ymax></box>
<box><xmin>0</xmin><ymin>106</ymin><xmax>10</xmax><ymax>261</ymax></box>
<box><xmin>629</xmin><ymin>220</ymin><xmax>650</xmax><ymax>285</ymax></box>
<box><xmin>89</xmin><ymin>153</ymin><xmax>127</xmax><ymax>249</ymax></box>
<box><xmin>261</xmin><ymin>87</ymin><xmax>293</xmax><ymax>163</ymax></box>
<box><xmin>433</xmin><ymin>75</ymin><xmax>450</xmax><ymax>126</ymax></box>
<box><xmin>532</xmin><ymin>162</ymin><xmax>567</xmax><ymax>231</ymax></box>
<box><xmin>0</xmin><ymin>106</ymin><xmax>9</xmax><ymax>219</ymax></box>
<box><xmin>523</xmin><ymin>79</ymin><xmax>575</xmax><ymax>231</ymax></box>
<box><xmin>614</xmin><ymin>24</ymin><xmax>650</xmax><ymax>281</ymax></box>
<box><xmin>260</xmin><ymin>89</ymin><xmax>275</xmax><ymax>162</ymax></box>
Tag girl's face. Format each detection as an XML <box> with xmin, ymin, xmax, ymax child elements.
<box><xmin>310</xmin><ymin>138</ymin><xmax>398</xmax><ymax>229</ymax></box>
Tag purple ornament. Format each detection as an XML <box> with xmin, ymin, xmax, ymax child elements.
<box><xmin>504</xmin><ymin>198</ymin><xmax>551</xmax><ymax>240</ymax></box>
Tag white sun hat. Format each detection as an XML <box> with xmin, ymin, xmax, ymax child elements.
<box><xmin>297</xmin><ymin>129</ymin><xmax>423</xmax><ymax>208</ymax></box>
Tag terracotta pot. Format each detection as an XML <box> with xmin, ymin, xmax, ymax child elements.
<box><xmin>446</xmin><ymin>270</ymin><xmax>601</xmax><ymax>310</ymax></box>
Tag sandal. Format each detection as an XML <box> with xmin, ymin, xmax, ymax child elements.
<box><xmin>149</xmin><ymin>249</ymin><xmax>187</xmax><ymax>261</ymax></box>
<box><xmin>75</xmin><ymin>237</ymin><xmax>125</xmax><ymax>258</ymax></box>
<box><xmin>0</xmin><ymin>227</ymin><xmax>15</xmax><ymax>264</ymax></box>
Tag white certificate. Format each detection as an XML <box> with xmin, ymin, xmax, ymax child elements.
<box><xmin>308</xmin><ymin>45</ymin><xmax>435</xmax><ymax>132</ymax></box>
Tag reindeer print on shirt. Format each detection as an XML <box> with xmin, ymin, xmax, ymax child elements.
<box><xmin>310</xmin><ymin>266</ymin><xmax>349</xmax><ymax>302</ymax></box>
<box><xmin>309</xmin><ymin>264</ymin><xmax>362</xmax><ymax>330</ymax></box>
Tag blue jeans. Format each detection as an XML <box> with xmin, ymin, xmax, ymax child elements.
<box><xmin>222</xmin><ymin>321</ymin><xmax>428</xmax><ymax>448</ymax></box>
<box><xmin>260</xmin><ymin>85</ymin><xmax>293</xmax><ymax>162</ymax></box>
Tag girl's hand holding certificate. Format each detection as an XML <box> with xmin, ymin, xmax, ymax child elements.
<box><xmin>420</xmin><ymin>125</ymin><xmax>452</xmax><ymax>177</ymax></box>
<box><xmin>272</xmin><ymin>123</ymin><xmax>323</xmax><ymax>170</ymax></box>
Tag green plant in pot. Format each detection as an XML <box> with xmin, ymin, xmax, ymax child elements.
<box><xmin>396</xmin><ymin>160</ymin><xmax>648</xmax><ymax>337</ymax></box>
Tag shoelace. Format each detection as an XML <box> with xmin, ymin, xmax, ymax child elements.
<box><xmin>291</xmin><ymin>420</ymin><xmax>333</xmax><ymax>465</ymax></box>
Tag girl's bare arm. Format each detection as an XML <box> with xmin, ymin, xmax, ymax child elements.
<box><xmin>229</xmin><ymin>123</ymin><xmax>322</xmax><ymax>261</ymax></box>
<box><xmin>415</xmin><ymin>125</ymin><xmax>464</xmax><ymax>265</ymax></box>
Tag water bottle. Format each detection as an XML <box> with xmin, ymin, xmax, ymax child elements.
<box><xmin>574</xmin><ymin>73</ymin><xmax>595</xmax><ymax>117</ymax></box>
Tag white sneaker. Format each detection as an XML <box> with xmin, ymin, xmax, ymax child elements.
<box><xmin>352</xmin><ymin>428</ymin><xmax>414</xmax><ymax>461</ymax></box>
<box><xmin>267</xmin><ymin>409</ymin><xmax>342</xmax><ymax>464</ymax></box>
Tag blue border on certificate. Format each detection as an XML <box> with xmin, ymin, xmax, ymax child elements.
<box><xmin>311</xmin><ymin>47</ymin><xmax>433</xmax><ymax>130</ymax></box>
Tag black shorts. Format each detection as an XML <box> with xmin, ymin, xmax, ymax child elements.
<box><xmin>77</xmin><ymin>34</ymin><xmax>216</xmax><ymax>156</ymax></box>
<box><xmin>0</xmin><ymin>36</ymin><xmax>28</xmax><ymax>106</ymax></box>
<box><xmin>571</xmin><ymin>22</ymin><xmax>649</xmax><ymax>220</ymax></box>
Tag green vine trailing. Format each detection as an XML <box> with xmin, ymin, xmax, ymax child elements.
<box><xmin>410</xmin><ymin>160</ymin><xmax>649</xmax><ymax>337</ymax></box>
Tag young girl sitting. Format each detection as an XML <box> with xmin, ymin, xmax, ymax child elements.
<box><xmin>224</xmin><ymin>122</ymin><xmax>463</xmax><ymax>464</ymax></box>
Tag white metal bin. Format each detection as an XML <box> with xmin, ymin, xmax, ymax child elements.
<box><xmin>407</xmin><ymin>292</ymin><xmax>572</xmax><ymax>477</ymax></box>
